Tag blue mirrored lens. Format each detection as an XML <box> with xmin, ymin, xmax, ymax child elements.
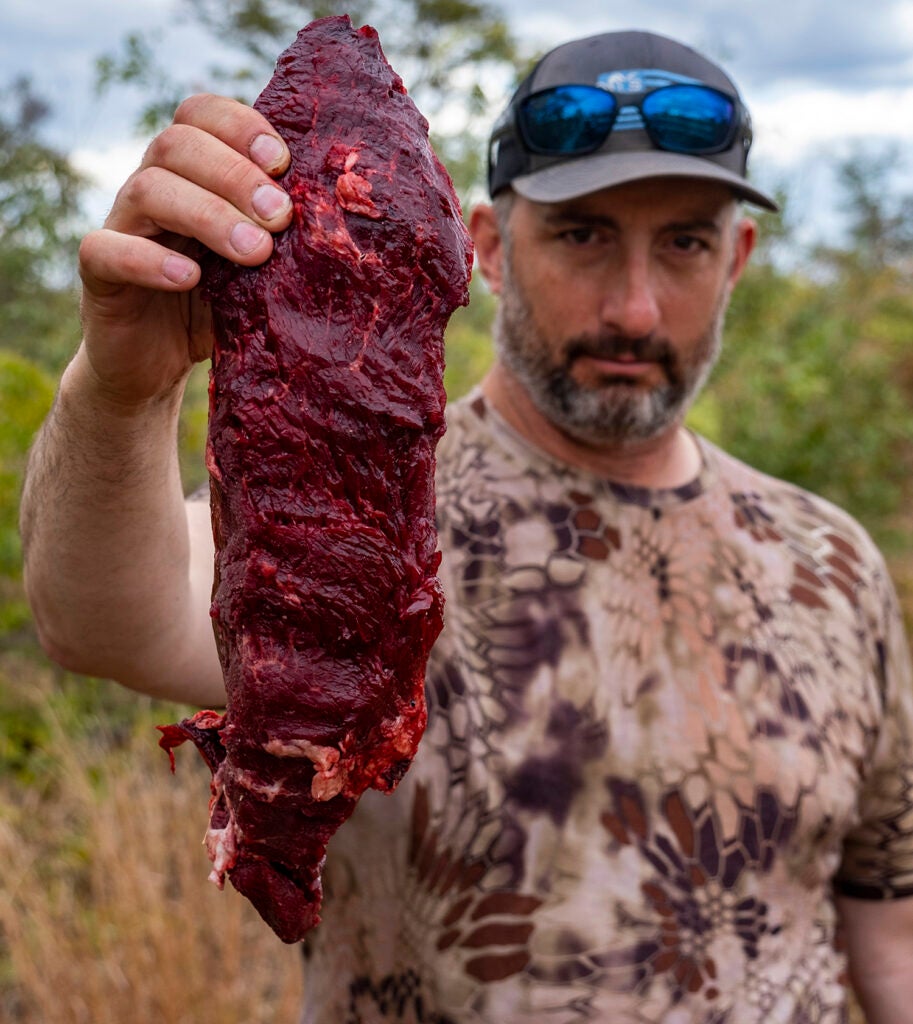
<box><xmin>520</xmin><ymin>85</ymin><xmax>617</xmax><ymax>155</ymax></box>
<box><xmin>641</xmin><ymin>85</ymin><xmax>735</xmax><ymax>153</ymax></box>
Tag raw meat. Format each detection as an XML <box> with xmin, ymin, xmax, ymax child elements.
<box><xmin>158</xmin><ymin>15</ymin><xmax>472</xmax><ymax>943</ymax></box>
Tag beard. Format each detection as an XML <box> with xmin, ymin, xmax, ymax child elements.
<box><xmin>493</xmin><ymin>265</ymin><xmax>727</xmax><ymax>447</ymax></box>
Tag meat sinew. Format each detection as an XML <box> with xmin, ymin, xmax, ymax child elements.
<box><xmin>157</xmin><ymin>15</ymin><xmax>472</xmax><ymax>944</ymax></box>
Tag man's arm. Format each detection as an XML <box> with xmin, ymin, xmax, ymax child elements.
<box><xmin>21</xmin><ymin>353</ymin><xmax>223</xmax><ymax>703</ymax></box>
<box><xmin>837</xmin><ymin>893</ymin><xmax>913</xmax><ymax>1023</ymax></box>
<box><xmin>20</xmin><ymin>94</ymin><xmax>293</xmax><ymax>705</ymax></box>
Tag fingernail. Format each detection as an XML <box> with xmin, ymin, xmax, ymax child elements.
<box><xmin>252</xmin><ymin>183</ymin><xmax>290</xmax><ymax>220</ymax></box>
<box><xmin>163</xmin><ymin>254</ymin><xmax>194</xmax><ymax>283</ymax></box>
<box><xmin>250</xmin><ymin>133</ymin><xmax>286</xmax><ymax>170</ymax></box>
<box><xmin>230</xmin><ymin>221</ymin><xmax>267</xmax><ymax>255</ymax></box>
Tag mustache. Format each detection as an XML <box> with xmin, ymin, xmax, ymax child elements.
<box><xmin>565</xmin><ymin>333</ymin><xmax>676</xmax><ymax>370</ymax></box>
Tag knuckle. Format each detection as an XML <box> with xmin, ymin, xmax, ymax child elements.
<box><xmin>77</xmin><ymin>230</ymin><xmax>104</xmax><ymax>271</ymax></box>
<box><xmin>120</xmin><ymin>165</ymin><xmax>160</xmax><ymax>207</ymax></box>
<box><xmin>221</xmin><ymin>156</ymin><xmax>260</xmax><ymax>197</ymax></box>
<box><xmin>119</xmin><ymin>245</ymin><xmax>153</xmax><ymax>281</ymax></box>
<box><xmin>143</xmin><ymin>123</ymin><xmax>189</xmax><ymax>167</ymax></box>
<box><xmin>192</xmin><ymin>193</ymin><xmax>233</xmax><ymax>238</ymax></box>
<box><xmin>172</xmin><ymin>92</ymin><xmax>219</xmax><ymax>125</ymax></box>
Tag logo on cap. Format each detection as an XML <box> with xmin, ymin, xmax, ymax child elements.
<box><xmin>600</xmin><ymin>70</ymin><xmax>645</xmax><ymax>94</ymax></box>
<box><xmin>596</xmin><ymin>69</ymin><xmax>703</xmax><ymax>94</ymax></box>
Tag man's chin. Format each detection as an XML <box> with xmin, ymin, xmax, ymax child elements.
<box><xmin>542</xmin><ymin>389</ymin><xmax>679</xmax><ymax>447</ymax></box>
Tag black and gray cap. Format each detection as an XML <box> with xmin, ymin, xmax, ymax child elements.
<box><xmin>488</xmin><ymin>30</ymin><xmax>778</xmax><ymax>211</ymax></box>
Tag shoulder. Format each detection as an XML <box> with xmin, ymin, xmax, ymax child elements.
<box><xmin>700</xmin><ymin>436</ymin><xmax>899</xmax><ymax>631</ymax></box>
<box><xmin>702</xmin><ymin>436</ymin><xmax>884</xmax><ymax>561</ymax></box>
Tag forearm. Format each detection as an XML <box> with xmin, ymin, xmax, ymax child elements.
<box><xmin>838</xmin><ymin>894</ymin><xmax>913</xmax><ymax>1024</ymax></box>
<box><xmin>21</xmin><ymin>344</ymin><xmax>220</xmax><ymax>703</ymax></box>
<box><xmin>848</xmin><ymin>965</ymin><xmax>913</xmax><ymax>1024</ymax></box>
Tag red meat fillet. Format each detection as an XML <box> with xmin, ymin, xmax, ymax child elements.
<box><xmin>157</xmin><ymin>15</ymin><xmax>472</xmax><ymax>943</ymax></box>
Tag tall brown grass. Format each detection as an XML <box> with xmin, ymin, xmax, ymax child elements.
<box><xmin>0</xmin><ymin>656</ymin><xmax>303</xmax><ymax>1024</ymax></box>
<box><xmin>0</xmin><ymin>649</ymin><xmax>876</xmax><ymax>1023</ymax></box>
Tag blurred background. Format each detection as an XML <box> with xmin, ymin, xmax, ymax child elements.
<box><xmin>1</xmin><ymin>1</ymin><xmax>911</xmax><ymax>1020</ymax></box>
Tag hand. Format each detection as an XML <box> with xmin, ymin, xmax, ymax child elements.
<box><xmin>76</xmin><ymin>94</ymin><xmax>294</xmax><ymax>407</ymax></box>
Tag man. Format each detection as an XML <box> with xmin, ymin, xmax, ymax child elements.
<box><xmin>20</xmin><ymin>28</ymin><xmax>913</xmax><ymax>1023</ymax></box>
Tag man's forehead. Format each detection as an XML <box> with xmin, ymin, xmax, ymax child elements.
<box><xmin>528</xmin><ymin>177</ymin><xmax>739</xmax><ymax>222</ymax></box>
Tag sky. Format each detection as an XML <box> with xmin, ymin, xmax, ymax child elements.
<box><xmin>3</xmin><ymin>0</ymin><xmax>913</xmax><ymax>245</ymax></box>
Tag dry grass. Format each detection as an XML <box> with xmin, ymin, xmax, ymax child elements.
<box><xmin>0</xmin><ymin>658</ymin><xmax>303</xmax><ymax>1024</ymax></box>
<box><xmin>0</xmin><ymin>650</ymin><xmax>878</xmax><ymax>1023</ymax></box>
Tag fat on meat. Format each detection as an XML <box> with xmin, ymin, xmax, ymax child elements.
<box><xmin>158</xmin><ymin>14</ymin><xmax>473</xmax><ymax>943</ymax></box>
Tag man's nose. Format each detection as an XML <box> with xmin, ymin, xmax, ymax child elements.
<box><xmin>599</xmin><ymin>255</ymin><xmax>661</xmax><ymax>338</ymax></box>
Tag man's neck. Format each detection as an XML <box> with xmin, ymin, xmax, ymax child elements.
<box><xmin>480</xmin><ymin>362</ymin><xmax>702</xmax><ymax>490</ymax></box>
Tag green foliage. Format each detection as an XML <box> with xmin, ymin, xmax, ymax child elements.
<box><xmin>0</xmin><ymin>79</ymin><xmax>84</xmax><ymax>259</ymax></box>
<box><xmin>0</xmin><ymin>651</ymin><xmax>189</xmax><ymax>788</ymax></box>
<box><xmin>95</xmin><ymin>31</ymin><xmax>188</xmax><ymax>137</ymax></box>
<box><xmin>0</xmin><ymin>77</ymin><xmax>83</xmax><ymax>372</ymax></box>
<box><xmin>0</xmin><ymin>353</ymin><xmax>55</xmax><ymax>622</ymax></box>
<box><xmin>178</xmin><ymin>363</ymin><xmax>212</xmax><ymax>494</ymax></box>
<box><xmin>693</xmin><ymin>177</ymin><xmax>913</xmax><ymax>559</ymax></box>
<box><xmin>832</xmin><ymin>146</ymin><xmax>913</xmax><ymax>272</ymax></box>
<box><xmin>0</xmin><ymin>78</ymin><xmax>84</xmax><ymax>645</ymax></box>
<box><xmin>0</xmin><ymin>657</ymin><xmax>54</xmax><ymax>784</ymax></box>
<box><xmin>444</xmin><ymin>281</ymin><xmax>496</xmax><ymax>399</ymax></box>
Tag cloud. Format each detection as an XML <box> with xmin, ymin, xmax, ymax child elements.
<box><xmin>701</xmin><ymin>1</ymin><xmax>913</xmax><ymax>89</ymax></box>
<box><xmin>7</xmin><ymin>0</ymin><xmax>912</xmax><ymax>239</ymax></box>
<box><xmin>1</xmin><ymin>0</ymin><xmax>238</xmax><ymax>155</ymax></box>
<box><xmin>753</xmin><ymin>84</ymin><xmax>913</xmax><ymax>160</ymax></box>
<box><xmin>508</xmin><ymin>0</ymin><xmax>913</xmax><ymax>91</ymax></box>
<box><xmin>71</xmin><ymin>139</ymin><xmax>149</xmax><ymax>226</ymax></box>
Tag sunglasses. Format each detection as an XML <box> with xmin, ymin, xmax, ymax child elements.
<box><xmin>517</xmin><ymin>83</ymin><xmax>749</xmax><ymax>158</ymax></box>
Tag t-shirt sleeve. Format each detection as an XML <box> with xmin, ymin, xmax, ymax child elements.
<box><xmin>834</xmin><ymin>562</ymin><xmax>913</xmax><ymax>900</ymax></box>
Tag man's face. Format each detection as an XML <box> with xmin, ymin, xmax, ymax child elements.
<box><xmin>488</xmin><ymin>178</ymin><xmax>752</xmax><ymax>448</ymax></box>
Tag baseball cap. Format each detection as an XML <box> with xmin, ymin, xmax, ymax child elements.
<box><xmin>488</xmin><ymin>30</ymin><xmax>778</xmax><ymax>211</ymax></box>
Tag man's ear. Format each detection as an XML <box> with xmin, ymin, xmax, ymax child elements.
<box><xmin>469</xmin><ymin>203</ymin><xmax>506</xmax><ymax>296</ymax></box>
<box><xmin>727</xmin><ymin>215</ymin><xmax>757</xmax><ymax>294</ymax></box>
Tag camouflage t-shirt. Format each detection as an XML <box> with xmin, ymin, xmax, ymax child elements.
<box><xmin>300</xmin><ymin>390</ymin><xmax>913</xmax><ymax>1023</ymax></box>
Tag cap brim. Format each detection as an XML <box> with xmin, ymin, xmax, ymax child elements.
<box><xmin>511</xmin><ymin>150</ymin><xmax>779</xmax><ymax>212</ymax></box>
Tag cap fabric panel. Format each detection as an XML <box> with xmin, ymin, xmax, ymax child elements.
<box><xmin>528</xmin><ymin>31</ymin><xmax>738</xmax><ymax>95</ymax></box>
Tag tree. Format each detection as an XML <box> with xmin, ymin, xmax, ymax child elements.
<box><xmin>96</xmin><ymin>0</ymin><xmax>526</xmax><ymax>197</ymax></box>
<box><xmin>694</xmin><ymin>155</ymin><xmax>913</xmax><ymax>572</ymax></box>
<box><xmin>834</xmin><ymin>146</ymin><xmax>913</xmax><ymax>274</ymax></box>
<box><xmin>443</xmin><ymin>281</ymin><xmax>496</xmax><ymax>399</ymax></box>
<box><xmin>0</xmin><ymin>77</ymin><xmax>85</xmax><ymax>372</ymax></box>
<box><xmin>0</xmin><ymin>79</ymin><xmax>86</xmax><ymax>636</ymax></box>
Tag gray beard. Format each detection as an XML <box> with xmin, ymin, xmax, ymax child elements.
<box><xmin>493</xmin><ymin>270</ymin><xmax>727</xmax><ymax>447</ymax></box>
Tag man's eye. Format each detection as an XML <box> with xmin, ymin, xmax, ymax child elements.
<box><xmin>563</xmin><ymin>227</ymin><xmax>598</xmax><ymax>245</ymax></box>
<box><xmin>671</xmin><ymin>234</ymin><xmax>707</xmax><ymax>253</ymax></box>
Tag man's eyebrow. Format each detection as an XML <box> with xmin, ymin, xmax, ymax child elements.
<box><xmin>539</xmin><ymin>210</ymin><xmax>727</xmax><ymax>234</ymax></box>
<box><xmin>541</xmin><ymin>208</ymin><xmax>620</xmax><ymax>228</ymax></box>
<box><xmin>664</xmin><ymin>218</ymin><xmax>725</xmax><ymax>235</ymax></box>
